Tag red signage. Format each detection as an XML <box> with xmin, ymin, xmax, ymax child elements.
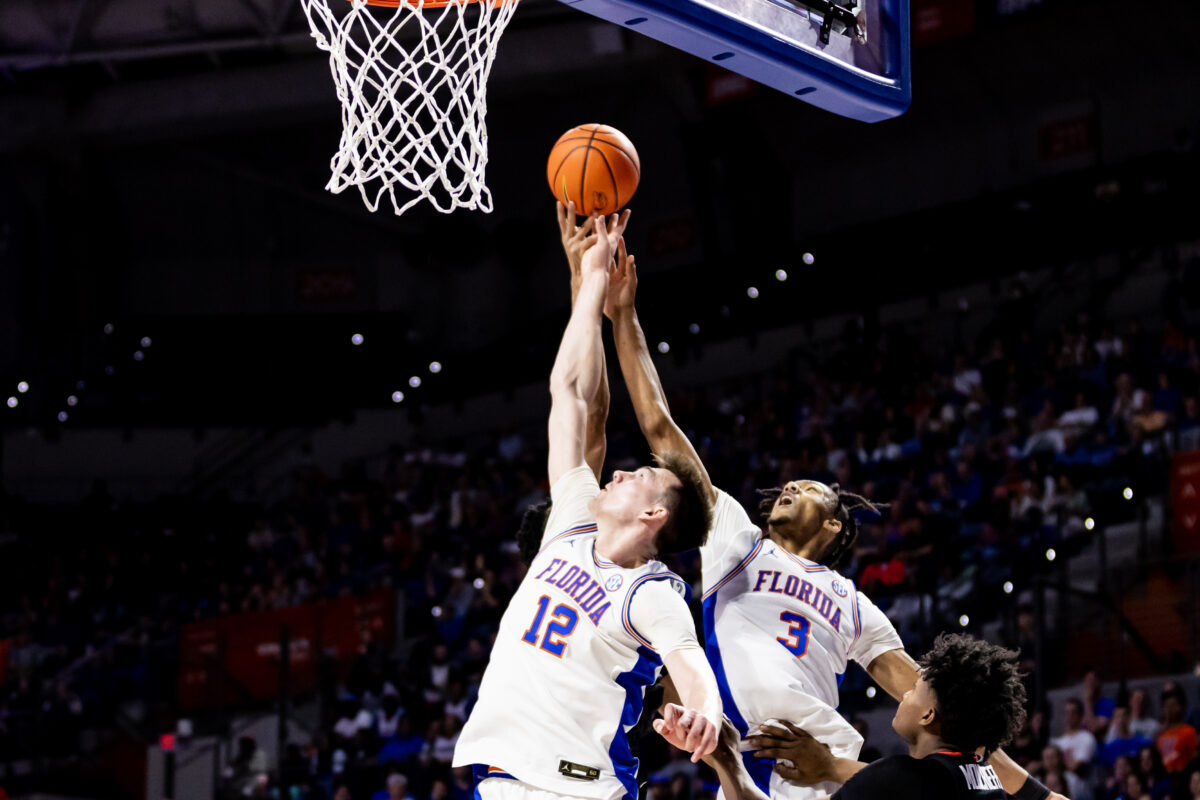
<box><xmin>178</xmin><ymin>591</ymin><xmax>394</xmax><ymax>710</ymax></box>
<box><xmin>1171</xmin><ymin>451</ymin><xmax>1200</xmax><ymax>556</ymax></box>
<box><xmin>1038</xmin><ymin>114</ymin><xmax>1098</xmax><ymax>161</ymax></box>
<box><xmin>912</xmin><ymin>0</ymin><xmax>976</xmax><ymax>47</ymax></box>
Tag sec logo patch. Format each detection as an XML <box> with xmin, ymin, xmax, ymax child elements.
<box><xmin>831</xmin><ymin>580</ymin><xmax>848</xmax><ymax>597</ymax></box>
<box><xmin>605</xmin><ymin>575</ymin><xmax>623</xmax><ymax>591</ymax></box>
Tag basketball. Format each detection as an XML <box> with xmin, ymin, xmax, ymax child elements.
<box><xmin>546</xmin><ymin>124</ymin><xmax>641</xmax><ymax>217</ymax></box>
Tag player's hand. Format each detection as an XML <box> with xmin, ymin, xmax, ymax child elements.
<box><xmin>579</xmin><ymin>215</ymin><xmax>615</xmax><ymax>280</ymax></box>
<box><xmin>603</xmin><ymin>236</ymin><xmax>638</xmax><ymax>321</ymax></box>
<box><xmin>749</xmin><ymin>721</ymin><xmax>835</xmax><ymax>785</ymax></box>
<box><xmin>556</xmin><ymin>201</ymin><xmax>591</xmax><ymax>305</ymax></box>
<box><xmin>653</xmin><ymin>703</ymin><xmax>719</xmax><ymax>763</ymax></box>
<box><xmin>599</xmin><ymin>209</ymin><xmax>631</xmax><ymax>255</ymax></box>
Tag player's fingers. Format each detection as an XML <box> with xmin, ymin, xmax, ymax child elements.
<box><xmin>661</xmin><ymin>703</ymin><xmax>684</xmax><ymax>727</ymax></box>
<box><xmin>617</xmin><ymin>208</ymin><xmax>632</xmax><ymax>235</ymax></box>
<box><xmin>693</xmin><ymin>721</ymin><xmax>718</xmax><ymax>762</ymax></box>
<box><xmin>780</xmin><ymin>721</ymin><xmax>809</xmax><ymax>738</ymax></box>
<box><xmin>617</xmin><ymin>236</ymin><xmax>628</xmax><ymax>266</ymax></box>
<box><xmin>566</xmin><ymin>200</ymin><xmax>577</xmax><ymax>218</ymax></box>
<box><xmin>751</xmin><ymin>746</ymin><xmax>790</xmax><ymax>760</ymax></box>
<box><xmin>773</xmin><ymin>763</ymin><xmax>802</xmax><ymax>783</ymax></box>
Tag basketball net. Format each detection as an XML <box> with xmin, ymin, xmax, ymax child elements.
<box><xmin>299</xmin><ymin>0</ymin><xmax>519</xmax><ymax>216</ymax></box>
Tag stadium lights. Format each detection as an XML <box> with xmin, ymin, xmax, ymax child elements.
<box><xmin>141</xmin><ymin>336</ymin><xmax>152</xmax><ymax>347</ymax></box>
<box><xmin>802</xmin><ymin>253</ymin><xmax>814</xmax><ymax>265</ymax></box>
<box><xmin>473</xmin><ymin>578</ymin><xmax>485</xmax><ymax>590</ymax></box>
<box><xmin>1084</xmin><ymin>518</ymin><xmax>1095</xmax><ymax>530</ymax></box>
<box><xmin>1045</xmin><ymin>548</ymin><xmax>1057</xmax><ymax>562</ymax></box>
<box><xmin>67</xmin><ymin>395</ymin><xmax>78</xmax><ymax>407</ymax></box>
<box><xmin>747</xmin><ymin>287</ymin><xmax>760</xmax><ymax>299</ymax></box>
<box><xmin>1123</xmin><ymin>487</ymin><xmax>1133</xmax><ymax>500</ymax></box>
<box><xmin>5</xmin><ymin>397</ymin><xmax>16</xmax><ymax>408</ymax></box>
<box><xmin>658</xmin><ymin>342</ymin><xmax>670</xmax><ymax>354</ymax></box>
<box><xmin>429</xmin><ymin>362</ymin><xmax>442</xmax><ymax>373</ymax></box>
<box><xmin>409</xmin><ymin>376</ymin><xmax>421</xmax><ymax>388</ymax></box>
<box><xmin>104</xmin><ymin>366</ymin><xmax>114</xmax><ymax>375</ymax></box>
<box><xmin>689</xmin><ymin>323</ymin><xmax>700</xmax><ymax>334</ymax></box>
<box><xmin>775</xmin><ymin>269</ymin><xmax>788</xmax><ymax>281</ymax></box>
<box><xmin>431</xmin><ymin>606</ymin><xmax>443</xmax><ymax>618</ymax></box>
<box><xmin>391</xmin><ymin>391</ymin><xmax>404</xmax><ymax>403</ymax></box>
<box><xmin>1003</xmin><ymin>581</ymin><xmax>1014</xmax><ymax>594</ymax></box>
<box><xmin>865</xmin><ymin>687</ymin><xmax>877</xmax><ymax>699</ymax></box>
<box><xmin>103</xmin><ymin>323</ymin><xmax>114</xmax><ymax>335</ymax></box>
<box><xmin>958</xmin><ymin>614</ymin><xmax>970</xmax><ymax>627</ymax></box>
<box><xmin>16</xmin><ymin>381</ymin><xmax>29</xmax><ymax>393</ymax></box>
<box><xmin>57</xmin><ymin>412</ymin><xmax>68</xmax><ymax>422</ymax></box>
<box><xmin>133</xmin><ymin>351</ymin><xmax>144</xmax><ymax>361</ymax></box>
<box><xmin>351</xmin><ymin>333</ymin><xmax>364</xmax><ymax>346</ymax></box>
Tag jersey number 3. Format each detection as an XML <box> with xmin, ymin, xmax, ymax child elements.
<box><xmin>777</xmin><ymin>611</ymin><xmax>810</xmax><ymax>657</ymax></box>
<box><xmin>522</xmin><ymin>594</ymin><xmax>579</xmax><ymax>658</ymax></box>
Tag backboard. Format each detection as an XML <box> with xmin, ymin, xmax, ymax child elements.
<box><xmin>560</xmin><ymin>0</ymin><xmax>910</xmax><ymax>121</ymax></box>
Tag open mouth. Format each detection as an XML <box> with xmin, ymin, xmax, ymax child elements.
<box><xmin>778</xmin><ymin>495</ymin><xmax>794</xmax><ymax>507</ymax></box>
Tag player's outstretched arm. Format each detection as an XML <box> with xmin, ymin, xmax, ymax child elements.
<box><xmin>548</xmin><ymin>213</ymin><xmax>626</xmax><ymax>486</ymax></box>
<box><xmin>557</xmin><ymin>201</ymin><xmax>610</xmax><ymax>481</ymax></box>
<box><xmin>749</xmin><ymin>721</ymin><xmax>867</xmax><ymax>786</ymax></box>
<box><xmin>655</xmin><ymin>647</ymin><xmax>720</xmax><ymax>762</ymax></box>
<box><xmin>605</xmin><ymin>240</ymin><xmax>716</xmax><ymax>505</ymax></box>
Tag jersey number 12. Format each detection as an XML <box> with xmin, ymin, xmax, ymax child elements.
<box><xmin>522</xmin><ymin>594</ymin><xmax>578</xmax><ymax>658</ymax></box>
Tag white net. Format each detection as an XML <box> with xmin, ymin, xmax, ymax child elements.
<box><xmin>300</xmin><ymin>0</ymin><xmax>519</xmax><ymax>216</ymax></box>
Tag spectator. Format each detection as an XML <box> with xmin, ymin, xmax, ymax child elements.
<box><xmin>1102</xmin><ymin>707</ymin><xmax>1151</xmax><ymax>767</ymax></box>
<box><xmin>1082</xmin><ymin>669</ymin><xmax>1115</xmax><ymax>735</ymax></box>
<box><xmin>1136</xmin><ymin>745</ymin><xmax>1172</xmax><ymax>800</ymax></box>
<box><xmin>1052</xmin><ymin>698</ymin><xmax>1099</xmax><ymax>776</ymax></box>
<box><xmin>369</xmin><ymin>772</ymin><xmax>412</xmax><ymax>800</ymax></box>
<box><xmin>1125</xmin><ymin>689</ymin><xmax>1161</xmax><ymax>742</ymax></box>
<box><xmin>1155</xmin><ymin>686</ymin><xmax>1198</xmax><ymax>773</ymax></box>
<box><xmin>1099</xmin><ymin>754</ymin><xmax>1135</xmax><ymax>800</ymax></box>
<box><xmin>1040</xmin><ymin>744</ymin><xmax>1092</xmax><ymax>800</ymax></box>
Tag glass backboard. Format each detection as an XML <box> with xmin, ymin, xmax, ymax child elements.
<box><xmin>559</xmin><ymin>0</ymin><xmax>910</xmax><ymax>121</ymax></box>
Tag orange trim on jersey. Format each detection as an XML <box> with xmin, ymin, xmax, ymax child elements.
<box><xmin>701</xmin><ymin>540</ymin><xmax>765</xmax><ymax>601</ymax></box>
<box><xmin>778</xmin><ymin>547</ymin><xmax>831</xmax><ymax>573</ymax></box>
<box><xmin>849</xmin><ymin>580</ymin><xmax>863</xmax><ymax>644</ymax></box>
<box><xmin>537</xmin><ymin>523</ymin><xmax>598</xmax><ymax>556</ymax></box>
<box><xmin>622</xmin><ymin>573</ymin><xmax>686</xmax><ymax>650</ymax></box>
<box><xmin>593</xmin><ymin>549</ymin><xmax>619</xmax><ymax>569</ymax></box>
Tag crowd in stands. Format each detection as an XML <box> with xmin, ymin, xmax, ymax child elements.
<box><xmin>2</xmin><ymin>272</ymin><xmax>1200</xmax><ymax>799</ymax></box>
<box><xmin>1005</xmin><ymin>677</ymin><xmax>1200</xmax><ymax>800</ymax></box>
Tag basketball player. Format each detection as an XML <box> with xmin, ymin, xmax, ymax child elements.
<box><xmin>601</xmin><ymin>236</ymin><xmax>1060</xmax><ymax>800</ymax></box>
<box><xmin>744</xmin><ymin>634</ymin><xmax>1054</xmax><ymax>800</ymax></box>
<box><xmin>453</xmin><ymin>211</ymin><xmax>722</xmax><ymax>800</ymax></box>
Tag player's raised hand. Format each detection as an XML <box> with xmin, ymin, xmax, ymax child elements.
<box><xmin>579</xmin><ymin>215</ymin><xmax>615</xmax><ymax>279</ymax></box>
<box><xmin>604</xmin><ymin>236</ymin><xmax>638</xmax><ymax>321</ymax></box>
<box><xmin>599</xmin><ymin>209</ymin><xmax>631</xmax><ymax>254</ymax></box>
<box><xmin>749</xmin><ymin>721</ymin><xmax>835</xmax><ymax>785</ymax></box>
<box><xmin>556</xmin><ymin>201</ymin><xmax>591</xmax><ymax>305</ymax></box>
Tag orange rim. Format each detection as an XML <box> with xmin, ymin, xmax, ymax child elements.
<box><xmin>353</xmin><ymin>0</ymin><xmax>515</xmax><ymax>7</ymax></box>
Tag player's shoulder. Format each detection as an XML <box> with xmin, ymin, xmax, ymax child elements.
<box><xmin>837</xmin><ymin>756</ymin><xmax>931</xmax><ymax>799</ymax></box>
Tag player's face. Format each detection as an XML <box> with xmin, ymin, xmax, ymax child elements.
<box><xmin>891</xmin><ymin>674</ymin><xmax>936</xmax><ymax>745</ymax></box>
<box><xmin>593</xmin><ymin>466</ymin><xmax>675</xmax><ymax>526</ymax></box>
<box><xmin>768</xmin><ymin>480</ymin><xmax>838</xmax><ymax>536</ymax></box>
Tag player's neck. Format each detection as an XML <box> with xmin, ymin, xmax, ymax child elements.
<box><xmin>594</xmin><ymin>523</ymin><xmax>653</xmax><ymax>569</ymax></box>
<box><xmin>909</xmin><ymin>731</ymin><xmax>952</xmax><ymax>760</ymax></box>
<box><xmin>767</xmin><ymin>527</ymin><xmax>825</xmax><ymax>562</ymax></box>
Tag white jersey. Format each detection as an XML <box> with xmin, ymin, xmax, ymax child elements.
<box><xmin>701</xmin><ymin>489</ymin><xmax>904</xmax><ymax>798</ymax></box>
<box><xmin>455</xmin><ymin>466</ymin><xmax>699</xmax><ymax>800</ymax></box>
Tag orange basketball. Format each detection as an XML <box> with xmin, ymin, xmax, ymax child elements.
<box><xmin>546</xmin><ymin>124</ymin><xmax>641</xmax><ymax>217</ymax></box>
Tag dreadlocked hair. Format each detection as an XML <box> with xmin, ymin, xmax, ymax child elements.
<box><xmin>516</xmin><ymin>498</ymin><xmax>553</xmax><ymax>567</ymax></box>
<box><xmin>920</xmin><ymin>633</ymin><xmax>1027</xmax><ymax>758</ymax></box>
<box><xmin>756</xmin><ymin>482</ymin><xmax>885</xmax><ymax>570</ymax></box>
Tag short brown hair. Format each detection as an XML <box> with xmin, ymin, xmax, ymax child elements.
<box><xmin>653</xmin><ymin>451</ymin><xmax>712</xmax><ymax>554</ymax></box>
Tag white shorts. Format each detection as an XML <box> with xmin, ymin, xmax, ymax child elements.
<box><xmin>475</xmin><ymin>777</ymin><xmax>621</xmax><ymax>800</ymax></box>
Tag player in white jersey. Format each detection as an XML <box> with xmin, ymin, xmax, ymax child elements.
<box><xmin>601</xmin><ymin>231</ymin><xmax>1063</xmax><ymax>800</ymax></box>
<box><xmin>453</xmin><ymin>209</ymin><xmax>722</xmax><ymax>800</ymax></box>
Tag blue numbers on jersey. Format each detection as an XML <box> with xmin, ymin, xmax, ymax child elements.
<box><xmin>522</xmin><ymin>594</ymin><xmax>579</xmax><ymax>658</ymax></box>
<box><xmin>777</xmin><ymin>611</ymin><xmax>811</xmax><ymax>657</ymax></box>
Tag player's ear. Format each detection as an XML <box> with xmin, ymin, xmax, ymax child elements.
<box><xmin>640</xmin><ymin>505</ymin><xmax>668</xmax><ymax>524</ymax></box>
<box><xmin>824</xmin><ymin>517</ymin><xmax>843</xmax><ymax>536</ymax></box>
<box><xmin>919</xmin><ymin>705</ymin><xmax>938</xmax><ymax>730</ymax></box>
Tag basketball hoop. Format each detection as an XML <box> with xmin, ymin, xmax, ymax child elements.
<box><xmin>299</xmin><ymin>0</ymin><xmax>519</xmax><ymax>216</ymax></box>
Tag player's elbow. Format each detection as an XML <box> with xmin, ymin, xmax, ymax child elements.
<box><xmin>549</xmin><ymin>368</ymin><xmax>582</xmax><ymax>401</ymax></box>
